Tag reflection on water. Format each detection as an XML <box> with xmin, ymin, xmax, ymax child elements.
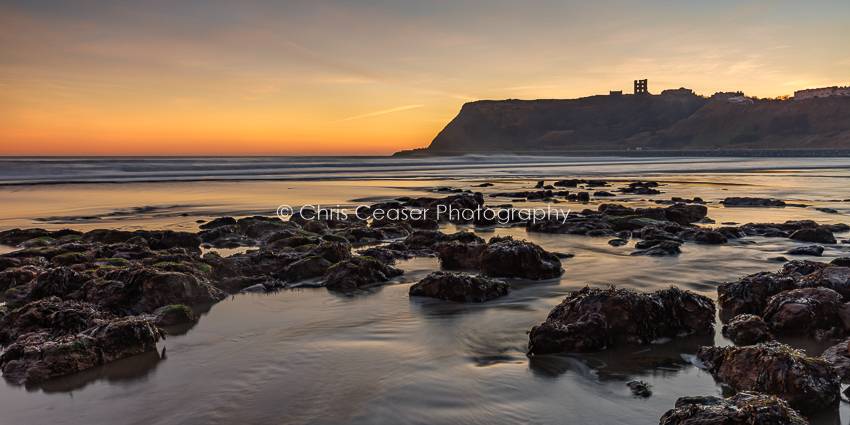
<box><xmin>0</xmin><ymin>158</ymin><xmax>849</xmax><ymax>424</ymax></box>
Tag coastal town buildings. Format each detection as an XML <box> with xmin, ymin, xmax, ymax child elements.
<box><xmin>794</xmin><ymin>86</ymin><xmax>850</xmax><ymax>100</ymax></box>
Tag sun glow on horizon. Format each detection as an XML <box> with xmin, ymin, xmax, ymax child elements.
<box><xmin>1</xmin><ymin>0</ymin><xmax>849</xmax><ymax>155</ymax></box>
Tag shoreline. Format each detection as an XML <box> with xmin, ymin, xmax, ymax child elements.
<box><xmin>393</xmin><ymin>148</ymin><xmax>850</xmax><ymax>157</ymax></box>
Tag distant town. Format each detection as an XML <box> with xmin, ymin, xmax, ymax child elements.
<box><xmin>608</xmin><ymin>79</ymin><xmax>850</xmax><ymax>102</ymax></box>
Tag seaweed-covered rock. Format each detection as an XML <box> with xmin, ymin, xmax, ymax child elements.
<box><xmin>478</xmin><ymin>240</ymin><xmax>563</xmax><ymax>280</ymax></box>
<box><xmin>0</xmin><ymin>317</ymin><xmax>165</xmax><ymax>385</ymax></box>
<box><xmin>721</xmin><ymin>314</ymin><xmax>773</xmax><ymax>345</ymax></box>
<box><xmin>696</xmin><ymin>341</ymin><xmax>840</xmax><ymax>413</ymax></box>
<box><xmin>437</xmin><ymin>241</ymin><xmax>486</xmax><ymax>270</ymax></box>
<box><xmin>322</xmin><ymin>257</ymin><xmax>403</xmax><ymax>289</ymax></box>
<box><xmin>527</xmin><ymin>286</ymin><xmax>715</xmax><ymax>354</ymax></box>
<box><xmin>761</xmin><ymin>287</ymin><xmax>850</xmax><ymax>339</ymax></box>
<box><xmin>659</xmin><ymin>392</ymin><xmax>808</xmax><ymax>425</ymax></box>
<box><xmin>798</xmin><ymin>266</ymin><xmax>850</xmax><ymax>299</ymax></box>
<box><xmin>4</xmin><ymin>267</ymin><xmax>93</xmax><ymax>307</ymax></box>
<box><xmin>0</xmin><ymin>297</ymin><xmax>114</xmax><ymax>344</ymax></box>
<box><xmin>0</xmin><ymin>266</ymin><xmax>41</xmax><ymax>291</ymax></box>
<box><xmin>146</xmin><ymin>304</ymin><xmax>196</xmax><ymax>326</ymax></box>
<box><xmin>85</xmin><ymin>268</ymin><xmax>226</xmax><ymax>314</ymax></box>
<box><xmin>789</xmin><ymin>227</ymin><xmax>836</xmax><ymax>244</ymax></box>
<box><xmin>409</xmin><ymin>271</ymin><xmax>509</xmax><ymax>303</ymax></box>
<box><xmin>283</xmin><ymin>255</ymin><xmax>332</xmax><ymax>282</ymax></box>
<box><xmin>717</xmin><ymin>272</ymin><xmax>799</xmax><ymax>317</ymax></box>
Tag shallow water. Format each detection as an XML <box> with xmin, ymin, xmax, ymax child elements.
<box><xmin>1</xmin><ymin>157</ymin><xmax>850</xmax><ymax>424</ymax></box>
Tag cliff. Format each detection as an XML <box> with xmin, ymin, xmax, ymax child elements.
<box><xmin>398</xmin><ymin>93</ymin><xmax>850</xmax><ymax>155</ymax></box>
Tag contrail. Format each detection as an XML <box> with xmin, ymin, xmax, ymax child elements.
<box><xmin>333</xmin><ymin>104</ymin><xmax>424</xmax><ymax>123</ymax></box>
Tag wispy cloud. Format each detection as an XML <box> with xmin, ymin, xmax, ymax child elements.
<box><xmin>333</xmin><ymin>104</ymin><xmax>424</xmax><ymax>123</ymax></box>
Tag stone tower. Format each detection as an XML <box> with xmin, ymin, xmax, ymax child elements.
<box><xmin>634</xmin><ymin>79</ymin><xmax>648</xmax><ymax>94</ymax></box>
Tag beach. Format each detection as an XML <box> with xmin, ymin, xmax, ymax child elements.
<box><xmin>1</xmin><ymin>156</ymin><xmax>850</xmax><ymax>424</ymax></box>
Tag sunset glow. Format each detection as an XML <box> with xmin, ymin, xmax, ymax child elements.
<box><xmin>1</xmin><ymin>0</ymin><xmax>848</xmax><ymax>155</ymax></box>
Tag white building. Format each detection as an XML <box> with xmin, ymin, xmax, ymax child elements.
<box><xmin>794</xmin><ymin>86</ymin><xmax>850</xmax><ymax>100</ymax></box>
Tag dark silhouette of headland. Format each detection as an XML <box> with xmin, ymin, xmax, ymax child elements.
<box><xmin>394</xmin><ymin>80</ymin><xmax>850</xmax><ymax>157</ymax></box>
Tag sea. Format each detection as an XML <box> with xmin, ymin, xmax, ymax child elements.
<box><xmin>0</xmin><ymin>155</ymin><xmax>849</xmax><ymax>424</ymax></box>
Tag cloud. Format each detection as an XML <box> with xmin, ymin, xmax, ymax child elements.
<box><xmin>333</xmin><ymin>104</ymin><xmax>424</xmax><ymax>123</ymax></box>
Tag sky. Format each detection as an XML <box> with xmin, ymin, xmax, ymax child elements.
<box><xmin>1</xmin><ymin>0</ymin><xmax>848</xmax><ymax>155</ymax></box>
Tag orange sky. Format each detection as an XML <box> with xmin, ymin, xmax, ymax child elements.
<box><xmin>1</xmin><ymin>1</ymin><xmax>849</xmax><ymax>155</ymax></box>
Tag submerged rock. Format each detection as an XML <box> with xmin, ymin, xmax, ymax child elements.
<box><xmin>659</xmin><ymin>392</ymin><xmax>808</xmax><ymax>425</ymax></box>
<box><xmin>527</xmin><ymin>286</ymin><xmax>715</xmax><ymax>354</ymax></box>
<box><xmin>478</xmin><ymin>240</ymin><xmax>563</xmax><ymax>280</ymax></box>
<box><xmin>322</xmin><ymin>256</ymin><xmax>403</xmax><ymax>289</ymax></box>
<box><xmin>409</xmin><ymin>271</ymin><xmax>509</xmax><ymax>303</ymax></box>
<box><xmin>721</xmin><ymin>197</ymin><xmax>786</xmax><ymax>207</ymax></box>
<box><xmin>786</xmin><ymin>245</ymin><xmax>824</xmax><ymax>256</ymax></box>
<box><xmin>721</xmin><ymin>314</ymin><xmax>773</xmax><ymax>345</ymax></box>
<box><xmin>630</xmin><ymin>240</ymin><xmax>682</xmax><ymax>256</ymax></box>
<box><xmin>626</xmin><ymin>381</ymin><xmax>651</xmax><ymax>397</ymax></box>
<box><xmin>697</xmin><ymin>341</ymin><xmax>840</xmax><ymax>413</ymax></box>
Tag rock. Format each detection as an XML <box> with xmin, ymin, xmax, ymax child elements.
<box><xmin>527</xmin><ymin>286</ymin><xmax>715</xmax><ymax>354</ymax></box>
<box><xmin>692</xmin><ymin>230</ymin><xmax>727</xmax><ymax>244</ymax></box>
<box><xmin>626</xmin><ymin>381</ymin><xmax>651</xmax><ymax>397</ymax></box>
<box><xmin>831</xmin><ymin>257</ymin><xmax>850</xmax><ymax>267</ymax></box>
<box><xmin>630</xmin><ymin>240</ymin><xmax>682</xmax><ymax>256</ymax></box>
<box><xmin>798</xmin><ymin>266</ymin><xmax>850</xmax><ymax>299</ymax></box>
<box><xmin>199</xmin><ymin>217</ymin><xmax>237</xmax><ymax>229</ymax></box>
<box><xmin>0</xmin><ymin>297</ymin><xmax>114</xmax><ymax>344</ymax></box>
<box><xmin>409</xmin><ymin>271</ymin><xmax>509</xmax><ymax>302</ymax></box>
<box><xmin>822</xmin><ymin>338</ymin><xmax>850</xmax><ymax>383</ymax></box>
<box><xmin>659</xmin><ymin>392</ymin><xmax>808</xmax><ymax>425</ymax></box>
<box><xmin>717</xmin><ymin>272</ymin><xmax>800</xmax><ymax>316</ymax></box>
<box><xmin>761</xmin><ymin>287</ymin><xmax>850</xmax><ymax>339</ymax></box>
<box><xmin>789</xmin><ymin>227</ymin><xmax>836</xmax><ymax>244</ymax></box>
<box><xmin>85</xmin><ymin>267</ymin><xmax>227</xmax><ymax>314</ymax></box>
<box><xmin>0</xmin><ymin>266</ymin><xmax>40</xmax><ymax>292</ymax></box>
<box><xmin>322</xmin><ymin>257</ymin><xmax>403</xmax><ymax>289</ymax></box>
<box><xmin>283</xmin><ymin>255</ymin><xmax>332</xmax><ymax>282</ymax></box>
<box><xmin>767</xmin><ymin>256</ymin><xmax>788</xmax><ymax>262</ymax></box>
<box><xmin>664</xmin><ymin>204</ymin><xmax>707</xmax><ymax>225</ymax></box>
<box><xmin>478</xmin><ymin>240</ymin><xmax>563</xmax><ymax>280</ymax></box>
<box><xmin>4</xmin><ymin>267</ymin><xmax>92</xmax><ymax>307</ymax></box>
<box><xmin>593</xmin><ymin>191</ymin><xmax>616</xmax><ymax>197</ymax></box>
<box><xmin>608</xmin><ymin>238</ymin><xmax>628</xmax><ymax>247</ymax></box>
<box><xmin>786</xmin><ymin>245</ymin><xmax>824</xmax><ymax>256</ymax></box>
<box><xmin>721</xmin><ymin>314</ymin><xmax>773</xmax><ymax>345</ymax></box>
<box><xmin>576</xmin><ymin>192</ymin><xmax>590</xmax><ymax>202</ymax></box>
<box><xmin>403</xmin><ymin>230</ymin><xmax>446</xmax><ymax>249</ymax></box>
<box><xmin>437</xmin><ymin>241</ymin><xmax>486</xmax><ymax>269</ymax></box>
<box><xmin>0</xmin><ymin>317</ymin><xmax>165</xmax><ymax>385</ymax></box>
<box><xmin>148</xmin><ymin>231</ymin><xmax>202</xmax><ymax>250</ymax></box>
<box><xmin>722</xmin><ymin>197</ymin><xmax>786</xmax><ymax>207</ymax></box>
<box><xmin>534</xmin><ymin>180</ymin><xmax>544</xmax><ymax>188</ymax></box>
<box><xmin>697</xmin><ymin>341</ymin><xmax>840</xmax><ymax>413</ymax></box>
<box><xmin>147</xmin><ymin>304</ymin><xmax>196</xmax><ymax>326</ymax></box>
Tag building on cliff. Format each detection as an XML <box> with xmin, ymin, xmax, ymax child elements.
<box><xmin>794</xmin><ymin>86</ymin><xmax>850</xmax><ymax>100</ymax></box>
<box><xmin>609</xmin><ymin>90</ymin><xmax>623</xmax><ymax>96</ymax></box>
<box><xmin>661</xmin><ymin>87</ymin><xmax>694</xmax><ymax>96</ymax></box>
<box><xmin>634</xmin><ymin>79</ymin><xmax>648</xmax><ymax>94</ymax></box>
<box><xmin>712</xmin><ymin>92</ymin><xmax>745</xmax><ymax>101</ymax></box>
